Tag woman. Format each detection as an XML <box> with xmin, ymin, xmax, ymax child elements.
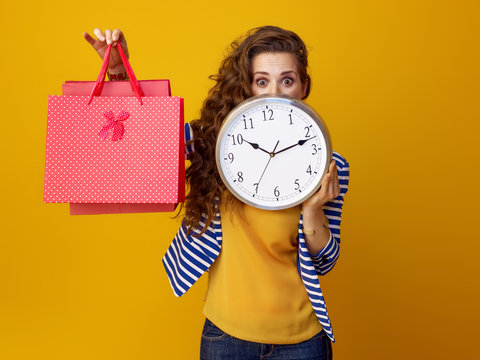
<box><xmin>84</xmin><ymin>26</ymin><xmax>349</xmax><ymax>359</ymax></box>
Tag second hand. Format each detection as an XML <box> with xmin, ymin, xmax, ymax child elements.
<box><xmin>254</xmin><ymin>140</ymin><xmax>280</xmax><ymax>193</ymax></box>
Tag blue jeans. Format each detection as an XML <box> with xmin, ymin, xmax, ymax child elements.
<box><xmin>200</xmin><ymin>318</ymin><xmax>332</xmax><ymax>360</ymax></box>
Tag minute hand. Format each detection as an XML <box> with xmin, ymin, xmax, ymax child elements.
<box><xmin>275</xmin><ymin>136</ymin><xmax>317</xmax><ymax>155</ymax></box>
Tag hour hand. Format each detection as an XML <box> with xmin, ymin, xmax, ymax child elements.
<box><xmin>243</xmin><ymin>139</ymin><xmax>270</xmax><ymax>155</ymax></box>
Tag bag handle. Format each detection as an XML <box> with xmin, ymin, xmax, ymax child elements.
<box><xmin>87</xmin><ymin>43</ymin><xmax>144</xmax><ymax>105</ymax></box>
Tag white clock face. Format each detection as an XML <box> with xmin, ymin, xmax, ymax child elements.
<box><xmin>216</xmin><ymin>95</ymin><xmax>332</xmax><ymax>210</ymax></box>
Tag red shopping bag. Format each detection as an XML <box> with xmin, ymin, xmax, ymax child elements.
<box><xmin>44</xmin><ymin>44</ymin><xmax>185</xmax><ymax>214</ymax></box>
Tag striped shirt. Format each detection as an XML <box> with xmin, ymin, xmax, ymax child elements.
<box><xmin>162</xmin><ymin>123</ymin><xmax>350</xmax><ymax>343</ymax></box>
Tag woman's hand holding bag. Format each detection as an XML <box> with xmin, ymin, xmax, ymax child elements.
<box><xmin>83</xmin><ymin>28</ymin><xmax>129</xmax><ymax>75</ymax></box>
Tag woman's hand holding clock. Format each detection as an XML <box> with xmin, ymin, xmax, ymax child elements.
<box><xmin>302</xmin><ymin>159</ymin><xmax>341</xmax><ymax>255</ymax></box>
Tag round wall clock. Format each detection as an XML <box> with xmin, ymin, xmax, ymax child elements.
<box><xmin>216</xmin><ymin>94</ymin><xmax>332</xmax><ymax>210</ymax></box>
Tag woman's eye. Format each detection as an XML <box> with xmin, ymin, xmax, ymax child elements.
<box><xmin>282</xmin><ymin>78</ymin><xmax>294</xmax><ymax>86</ymax></box>
<box><xmin>256</xmin><ymin>79</ymin><xmax>267</xmax><ymax>87</ymax></box>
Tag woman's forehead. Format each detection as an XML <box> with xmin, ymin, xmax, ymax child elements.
<box><xmin>251</xmin><ymin>52</ymin><xmax>299</xmax><ymax>74</ymax></box>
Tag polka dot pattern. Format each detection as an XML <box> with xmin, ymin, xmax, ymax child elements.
<box><xmin>44</xmin><ymin>95</ymin><xmax>183</xmax><ymax>203</ymax></box>
<box><xmin>99</xmin><ymin>110</ymin><xmax>129</xmax><ymax>141</ymax></box>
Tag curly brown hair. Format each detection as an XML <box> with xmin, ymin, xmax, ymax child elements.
<box><xmin>182</xmin><ymin>25</ymin><xmax>311</xmax><ymax>234</ymax></box>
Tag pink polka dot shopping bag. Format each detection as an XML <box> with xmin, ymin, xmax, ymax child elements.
<box><xmin>44</xmin><ymin>44</ymin><xmax>185</xmax><ymax>215</ymax></box>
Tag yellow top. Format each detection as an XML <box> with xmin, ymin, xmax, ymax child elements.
<box><xmin>203</xmin><ymin>203</ymin><xmax>322</xmax><ymax>344</ymax></box>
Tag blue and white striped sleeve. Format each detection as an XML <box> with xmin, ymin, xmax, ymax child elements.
<box><xmin>184</xmin><ymin>123</ymin><xmax>195</xmax><ymax>160</ymax></box>
<box><xmin>307</xmin><ymin>152</ymin><xmax>350</xmax><ymax>276</ymax></box>
<box><xmin>162</xmin><ymin>213</ymin><xmax>222</xmax><ymax>297</ymax></box>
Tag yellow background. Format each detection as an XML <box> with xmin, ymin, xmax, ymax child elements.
<box><xmin>1</xmin><ymin>0</ymin><xmax>479</xmax><ymax>359</ymax></box>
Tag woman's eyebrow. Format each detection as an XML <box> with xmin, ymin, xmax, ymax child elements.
<box><xmin>253</xmin><ymin>70</ymin><xmax>297</xmax><ymax>76</ymax></box>
<box><xmin>281</xmin><ymin>71</ymin><xmax>297</xmax><ymax>76</ymax></box>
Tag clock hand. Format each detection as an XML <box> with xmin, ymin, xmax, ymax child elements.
<box><xmin>274</xmin><ymin>136</ymin><xmax>317</xmax><ymax>156</ymax></box>
<box><xmin>254</xmin><ymin>140</ymin><xmax>280</xmax><ymax>192</ymax></box>
<box><xmin>243</xmin><ymin>139</ymin><xmax>270</xmax><ymax>155</ymax></box>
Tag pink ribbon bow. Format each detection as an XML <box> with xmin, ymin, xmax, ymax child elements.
<box><xmin>99</xmin><ymin>110</ymin><xmax>130</xmax><ymax>141</ymax></box>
